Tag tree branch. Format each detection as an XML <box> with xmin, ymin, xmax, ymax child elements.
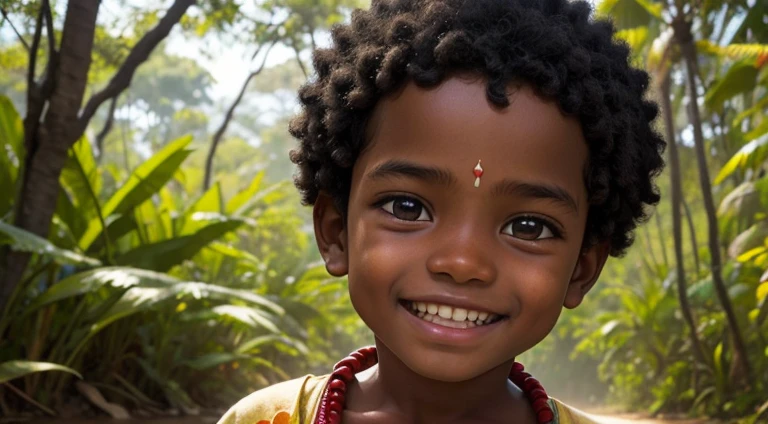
<box><xmin>39</xmin><ymin>0</ymin><xmax>58</xmax><ymax>102</ymax></box>
<box><xmin>291</xmin><ymin>38</ymin><xmax>308</xmax><ymax>78</ymax></box>
<box><xmin>95</xmin><ymin>96</ymin><xmax>118</xmax><ymax>162</ymax></box>
<box><xmin>78</xmin><ymin>0</ymin><xmax>196</xmax><ymax>133</ymax></box>
<box><xmin>0</xmin><ymin>7</ymin><xmax>30</xmax><ymax>51</ymax></box>
<box><xmin>203</xmin><ymin>38</ymin><xmax>278</xmax><ymax>192</ymax></box>
<box><xmin>27</xmin><ymin>3</ymin><xmax>44</xmax><ymax>93</ymax></box>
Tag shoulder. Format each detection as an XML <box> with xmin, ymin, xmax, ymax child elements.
<box><xmin>550</xmin><ymin>399</ymin><xmax>602</xmax><ymax>424</ymax></box>
<box><xmin>216</xmin><ymin>374</ymin><xmax>330</xmax><ymax>424</ymax></box>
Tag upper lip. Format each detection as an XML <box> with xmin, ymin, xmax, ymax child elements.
<box><xmin>400</xmin><ymin>294</ymin><xmax>507</xmax><ymax>316</ymax></box>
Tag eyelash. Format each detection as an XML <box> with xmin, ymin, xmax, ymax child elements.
<box><xmin>374</xmin><ymin>195</ymin><xmax>563</xmax><ymax>240</ymax></box>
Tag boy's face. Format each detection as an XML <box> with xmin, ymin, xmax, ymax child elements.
<box><xmin>315</xmin><ymin>77</ymin><xmax>609</xmax><ymax>382</ymax></box>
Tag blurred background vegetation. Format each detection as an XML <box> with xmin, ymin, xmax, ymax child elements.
<box><xmin>0</xmin><ymin>0</ymin><xmax>766</xmax><ymax>422</ymax></box>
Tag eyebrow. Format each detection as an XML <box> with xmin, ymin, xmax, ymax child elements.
<box><xmin>491</xmin><ymin>180</ymin><xmax>579</xmax><ymax>214</ymax></box>
<box><xmin>366</xmin><ymin>159</ymin><xmax>578</xmax><ymax>214</ymax></box>
<box><xmin>366</xmin><ymin>160</ymin><xmax>456</xmax><ymax>187</ymax></box>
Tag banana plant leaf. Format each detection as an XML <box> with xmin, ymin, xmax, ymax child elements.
<box><xmin>0</xmin><ymin>220</ymin><xmax>100</xmax><ymax>267</ymax></box>
<box><xmin>0</xmin><ymin>360</ymin><xmax>82</xmax><ymax>384</ymax></box>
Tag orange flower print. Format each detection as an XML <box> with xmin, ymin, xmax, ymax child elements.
<box><xmin>256</xmin><ymin>411</ymin><xmax>291</xmax><ymax>424</ymax></box>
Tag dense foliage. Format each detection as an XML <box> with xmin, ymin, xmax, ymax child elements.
<box><xmin>0</xmin><ymin>0</ymin><xmax>767</xmax><ymax>422</ymax></box>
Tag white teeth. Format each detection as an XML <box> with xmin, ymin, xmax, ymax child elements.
<box><xmin>467</xmin><ymin>310</ymin><xmax>479</xmax><ymax>321</ymax></box>
<box><xmin>452</xmin><ymin>308</ymin><xmax>468</xmax><ymax>321</ymax></box>
<box><xmin>406</xmin><ymin>300</ymin><xmax>499</xmax><ymax>329</ymax></box>
<box><xmin>437</xmin><ymin>305</ymin><xmax>453</xmax><ymax>319</ymax></box>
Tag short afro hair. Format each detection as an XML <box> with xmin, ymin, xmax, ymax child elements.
<box><xmin>289</xmin><ymin>0</ymin><xmax>665</xmax><ymax>257</ymax></box>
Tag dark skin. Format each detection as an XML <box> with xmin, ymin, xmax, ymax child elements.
<box><xmin>314</xmin><ymin>77</ymin><xmax>610</xmax><ymax>423</ymax></box>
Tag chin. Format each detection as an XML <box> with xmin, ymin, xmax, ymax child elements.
<box><xmin>399</xmin><ymin>347</ymin><xmax>506</xmax><ymax>383</ymax></box>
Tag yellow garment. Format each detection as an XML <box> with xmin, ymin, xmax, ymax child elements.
<box><xmin>217</xmin><ymin>374</ymin><xmax>600</xmax><ymax>424</ymax></box>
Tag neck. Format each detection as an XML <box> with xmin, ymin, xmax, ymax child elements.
<box><xmin>348</xmin><ymin>338</ymin><xmax>528</xmax><ymax>422</ymax></box>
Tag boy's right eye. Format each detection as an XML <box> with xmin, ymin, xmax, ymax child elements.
<box><xmin>380</xmin><ymin>196</ymin><xmax>431</xmax><ymax>221</ymax></box>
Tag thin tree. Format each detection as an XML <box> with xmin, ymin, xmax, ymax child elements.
<box><xmin>671</xmin><ymin>13</ymin><xmax>753</xmax><ymax>381</ymax></box>
<box><xmin>659</xmin><ymin>71</ymin><xmax>711</xmax><ymax>372</ymax></box>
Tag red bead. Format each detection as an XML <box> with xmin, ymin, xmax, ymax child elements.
<box><xmin>537</xmin><ymin>409</ymin><xmax>555</xmax><ymax>423</ymax></box>
<box><xmin>512</xmin><ymin>362</ymin><xmax>525</xmax><ymax>373</ymax></box>
<box><xmin>350</xmin><ymin>351</ymin><xmax>366</xmax><ymax>363</ymax></box>
<box><xmin>529</xmin><ymin>387</ymin><xmax>548</xmax><ymax>400</ymax></box>
<box><xmin>329</xmin><ymin>390</ymin><xmax>345</xmax><ymax>403</ymax></box>
<box><xmin>333</xmin><ymin>366</ymin><xmax>354</xmax><ymax>382</ymax></box>
<box><xmin>532</xmin><ymin>398</ymin><xmax>549</xmax><ymax>412</ymax></box>
<box><xmin>328</xmin><ymin>400</ymin><xmax>343</xmax><ymax>412</ymax></box>
<box><xmin>523</xmin><ymin>377</ymin><xmax>540</xmax><ymax>392</ymax></box>
<box><xmin>328</xmin><ymin>409</ymin><xmax>341</xmax><ymax>424</ymax></box>
<box><xmin>329</xmin><ymin>379</ymin><xmax>346</xmax><ymax>391</ymax></box>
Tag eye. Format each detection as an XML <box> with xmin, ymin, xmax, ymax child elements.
<box><xmin>502</xmin><ymin>216</ymin><xmax>558</xmax><ymax>241</ymax></box>
<box><xmin>380</xmin><ymin>196</ymin><xmax>431</xmax><ymax>221</ymax></box>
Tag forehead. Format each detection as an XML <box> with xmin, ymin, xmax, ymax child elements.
<box><xmin>357</xmin><ymin>77</ymin><xmax>589</xmax><ymax>201</ymax></box>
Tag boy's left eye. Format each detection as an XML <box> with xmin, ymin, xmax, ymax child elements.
<box><xmin>502</xmin><ymin>217</ymin><xmax>558</xmax><ymax>241</ymax></box>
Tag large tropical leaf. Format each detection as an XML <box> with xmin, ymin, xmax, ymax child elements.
<box><xmin>226</xmin><ymin>171</ymin><xmax>265</xmax><ymax>214</ymax></box>
<box><xmin>27</xmin><ymin>266</ymin><xmax>283</xmax><ymax>319</ymax></box>
<box><xmin>177</xmin><ymin>183</ymin><xmax>223</xmax><ymax>235</ymax></box>
<box><xmin>79</xmin><ymin>135</ymin><xmax>194</xmax><ymax>250</ymax></box>
<box><xmin>0</xmin><ymin>220</ymin><xmax>100</xmax><ymax>267</ymax></box>
<box><xmin>715</xmin><ymin>134</ymin><xmax>768</xmax><ymax>184</ymax></box>
<box><xmin>705</xmin><ymin>59</ymin><xmax>760</xmax><ymax>113</ymax></box>
<box><xmin>697</xmin><ymin>40</ymin><xmax>768</xmax><ymax>60</ymax></box>
<box><xmin>209</xmin><ymin>305</ymin><xmax>281</xmax><ymax>333</ymax></box>
<box><xmin>60</xmin><ymin>137</ymin><xmax>102</xmax><ymax>223</ymax></box>
<box><xmin>0</xmin><ymin>95</ymin><xmax>23</xmax><ymax>214</ymax></box>
<box><xmin>114</xmin><ymin>215</ymin><xmax>244</xmax><ymax>271</ymax></box>
<box><xmin>92</xmin><ymin>282</ymin><xmax>283</xmax><ymax>333</ymax></box>
<box><xmin>0</xmin><ymin>361</ymin><xmax>82</xmax><ymax>384</ymax></box>
<box><xmin>26</xmin><ymin>267</ymin><xmax>179</xmax><ymax>311</ymax></box>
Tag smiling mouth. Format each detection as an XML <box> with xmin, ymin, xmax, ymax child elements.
<box><xmin>400</xmin><ymin>300</ymin><xmax>506</xmax><ymax>329</ymax></box>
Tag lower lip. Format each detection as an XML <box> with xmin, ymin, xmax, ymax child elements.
<box><xmin>399</xmin><ymin>303</ymin><xmax>504</xmax><ymax>345</ymax></box>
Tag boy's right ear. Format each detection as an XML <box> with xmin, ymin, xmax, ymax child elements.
<box><xmin>313</xmin><ymin>192</ymin><xmax>349</xmax><ymax>277</ymax></box>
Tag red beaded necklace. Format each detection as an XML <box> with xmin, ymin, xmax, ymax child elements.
<box><xmin>314</xmin><ymin>346</ymin><xmax>555</xmax><ymax>424</ymax></box>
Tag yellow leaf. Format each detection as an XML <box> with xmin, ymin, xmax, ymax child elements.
<box><xmin>758</xmin><ymin>282</ymin><xmax>768</xmax><ymax>303</ymax></box>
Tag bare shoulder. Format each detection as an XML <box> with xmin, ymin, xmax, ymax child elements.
<box><xmin>216</xmin><ymin>375</ymin><xmax>330</xmax><ymax>424</ymax></box>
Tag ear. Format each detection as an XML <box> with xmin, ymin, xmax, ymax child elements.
<box><xmin>564</xmin><ymin>241</ymin><xmax>610</xmax><ymax>309</ymax></box>
<box><xmin>313</xmin><ymin>192</ymin><xmax>349</xmax><ymax>277</ymax></box>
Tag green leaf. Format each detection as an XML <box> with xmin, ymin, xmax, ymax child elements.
<box><xmin>0</xmin><ymin>95</ymin><xmax>23</xmax><ymax>214</ymax></box>
<box><xmin>92</xmin><ymin>282</ymin><xmax>283</xmax><ymax>333</ymax></box>
<box><xmin>705</xmin><ymin>59</ymin><xmax>759</xmax><ymax>113</ymax></box>
<box><xmin>210</xmin><ymin>304</ymin><xmax>281</xmax><ymax>333</ymax></box>
<box><xmin>0</xmin><ymin>220</ymin><xmax>100</xmax><ymax>267</ymax></box>
<box><xmin>26</xmin><ymin>267</ymin><xmax>179</xmax><ymax>311</ymax></box>
<box><xmin>60</xmin><ymin>137</ymin><xmax>102</xmax><ymax>223</ymax></box>
<box><xmin>715</xmin><ymin>135</ymin><xmax>768</xmax><ymax>185</ymax></box>
<box><xmin>79</xmin><ymin>135</ymin><xmax>194</xmax><ymax>250</ymax></box>
<box><xmin>0</xmin><ymin>361</ymin><xmax>82</xmax><ymax>384</ymax></box>
<box><xmin>181</xmin><ymin>353</ymin><xmax>249</xmax><ymax>370</ymax></box>
<box><xmin>114</xmin><ymin>215</ymin><xmax>244</xmax><ymax>271</ymax></box>
<box><xmin>226</xmin><ymin>171</ymin><xmax>264</xmax><ymax>214</ymax></box>
<box><xmin>178</xmin><ymin>182</ymin><xmax>223</xmax><ymax>235</ymax></box>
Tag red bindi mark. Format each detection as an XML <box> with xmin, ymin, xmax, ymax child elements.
<box><xmin>473</xmin><ymin>160</ymin><xmax>484</xmax><ymax>188</ymax></box>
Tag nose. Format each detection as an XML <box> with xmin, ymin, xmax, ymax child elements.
<box><xmin>425</xmin><ymin>224</ymin><xmax>497</xmax><ymax>284</ymax></box>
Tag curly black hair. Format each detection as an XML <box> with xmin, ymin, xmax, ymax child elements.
<box><xmin>289</xmin><ymin>0</ymin><xmax>665</xmax><ymax>257</ymax></box>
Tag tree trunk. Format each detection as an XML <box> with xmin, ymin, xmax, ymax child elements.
<box><xmin>682</xmin><ymin>198</ymin><xmax>700</xmax><ymax>276</ymax></box>
<box><xmin>0</xmin><ymin>0</ymin><xmax>196</xmax><ymax>314</ymax></box>
<box><xmin>1</xmin><ymin>0</ymin><xmax>101</xmax><ymax>313</ymax></box>
<box><xmin>673</xmin><ymin>17</ymin><xmax>753</xmax><ymax>383</ymax></box>
<box><xmin>660</xmin><ymin>73</ymin><xmax>710</xmax><ymax>372</ymax></box>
